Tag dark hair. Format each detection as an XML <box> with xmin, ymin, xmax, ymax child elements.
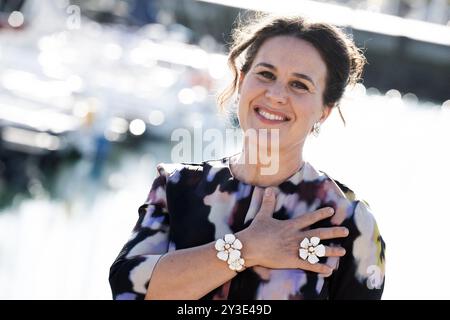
<box><xmin>218</xmin><ymin>13</ymin><xmax>366</xmax><ymax>123</ymax></box>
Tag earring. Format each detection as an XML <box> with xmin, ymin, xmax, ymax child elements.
<box><xmin>233</xmin><ymin>94</ymin><xmax>240</xmax><ymax>110</ymax></box>
<box><xmin>312</xmin><ymin>122</ymin><xmax>321</xmax><ymax>137</ymax></box>
<box><xmin>229</xmin><ymin>94</ymin><xmax>240</xmax><ymax>128</ymax></box>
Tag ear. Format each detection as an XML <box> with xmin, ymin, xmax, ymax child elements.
<box><xmin>237</xmin><ymin>71</ymin><xmax>245</xmax><ymax>94</ymax></box>
<box><xmin>319</xmin><ymin>105</ymin><xmax>333</xmax><ymax>123</ymax></box>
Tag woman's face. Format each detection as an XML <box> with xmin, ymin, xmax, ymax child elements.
<box><xmin>238</xmin><ymin>35</ymin><xmax>331</xmax><ymax>151</ymax></box>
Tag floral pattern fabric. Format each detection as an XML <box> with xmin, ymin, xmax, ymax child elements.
<box><xmin>109</xmin><ymin>157</ymin><xmax>385</xmax><ymax>300</ymax></box>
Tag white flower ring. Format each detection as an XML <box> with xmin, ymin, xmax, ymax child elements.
<box><xmin>299</xmin><ymin>236</ymin><xmax>326</xmax><ymax>264</ymax></box>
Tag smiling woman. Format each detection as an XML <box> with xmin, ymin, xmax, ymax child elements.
<box><xmin>236</xmin><ymin>36</ymin><xmax>330</xmax><ymax>186</ymax></box>
<box><xmin>109</xmin><ymin>13</ymin><xmax>385</xmax><ymax>300</ymax></box>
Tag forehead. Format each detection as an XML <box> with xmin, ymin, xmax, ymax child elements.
<box><xmin>253</xmin><ymin>36</ymin><xmax>327</xmax><ymax>84</ymax></box>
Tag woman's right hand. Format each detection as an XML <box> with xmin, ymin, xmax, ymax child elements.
<box><xmin>237</xmin><ymin>187</ymin><xmax>349</xmax><ymax>275</ymax></box>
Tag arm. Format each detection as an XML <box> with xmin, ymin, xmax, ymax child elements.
<box><xmin>109</xmin><ymin>165</ymin><xmax>242</xmax><ymax>300</ymax></box>
<box><xmin>329</xmin><ymin>201</ymin><xmax>386</xmax><ymax>299</ymax></box>
<box><xmin>145</xmin><ymin>238</ymin><xmax>241</xmax><ymax>300</ymax></box>
<box><xmin>109</xmin><ymin>170</ymin><xmax>171</xmax><ymax>300</ymax></box>
<box><xmin>146</xmin><ymin>188</ymin><xmax>347</xmax><ymax>300</ymax></box>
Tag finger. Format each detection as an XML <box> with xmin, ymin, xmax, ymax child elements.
<box><xmin>299</xmin><ymin>261</ymin><xmax>333</xmax><ymax>274</ymax></box>
<box><xmin>298</xmin><ymin>251</ymin><xmax>343</xmax><ymax>275</ymax></box>
<box><xmin>303</xmin><ymin>227</ymin><xmax>349</xmax><ymax>240</ymax></box>
<box><xmin>324</xmin><ymin>245</ymin><xmax>346</xmax><ymax>257</ymax></box>
<box><xmin>330</xmin><ymin>205</ymin><xmax>347</xmax><ymax>226</ymax></box>
<box><xmin>245</xmin><ymin>187</ymin><xmax>265</xmax><ymax>221</ymax></box>
<box><xmin>293</xmin><ymin>207</ymin><xmax>334</xmax><ymax>229</ymax></box>
<box><xmin>297</xmin><ymin>246</ymin><xmax>344</xmax><ymax>268</ymax></box>
<box><xmin>319</xmin><ymin>269</ymin><xmax>334</xmax><ymax>278</ymax></box>
<box><xmin>256</xmin><ymin>187</ymin><xmax>276</xmax><ymax>219</ymax></box>
<box><xmin>319</xmin><ymin>259</ymin><xmax>341</xmax><ymax>277</ymax></box>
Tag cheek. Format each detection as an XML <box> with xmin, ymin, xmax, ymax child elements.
<box><xmin>292</xmin><ymin>97</ymin><xmax>314</xmax><ymax>119</ymax></box>
<box><xmin>240</xmin><ymin>77</ymin><xmax>263</xmax><ymax>100</ymax></box>
<box><xmin>237</xmin><ymin>99</ymin><xmax>250</xmax><ymax>131</ymax></box>
<box><xmin>237</xmin><ymin>80</ymin><xmax>260</xmax><ymax>126</ymax></box>
<box><xmin>291</xmin><ymin>97</ymin><xmax>321</xmax><ymax>130</ymax></box>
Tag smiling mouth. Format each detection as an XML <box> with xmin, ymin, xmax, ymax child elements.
<box><xmin>254</xmin><ymin>107</ymin><xmax>290</xmax><ymax>123</ymax></box>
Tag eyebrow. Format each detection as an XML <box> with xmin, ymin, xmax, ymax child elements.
<box><xmin>255</xmin><ymin>62</ymin><xmax>316</xmax><ymax>87</ymax></box>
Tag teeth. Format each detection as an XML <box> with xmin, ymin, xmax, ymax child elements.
<box><xmin>257</xmin><ymin>109</ymin><xmax>286</xmax><ymax>121</ymax></box>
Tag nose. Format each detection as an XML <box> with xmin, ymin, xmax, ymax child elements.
<box><xmin>265</xmin><ymin>83</ymin><xmax>288</xmax><ymax>104</ymax></box>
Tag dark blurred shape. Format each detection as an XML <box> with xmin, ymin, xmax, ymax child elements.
<box><xmin>0</xmin><ymin>132</ymin><xmax>82</xmax><ymax>209</ymax></box>
<box><xmin>159</xmin><ymin>0</ymin><xmax>450</xmax><ymax>104</ymax></box>
<box><xmin>129</xmin><ymin>0</ymin><xmax>157</xmax><ymax>26</ymax></box>
<box><xmin>0</xmin><ymin>0</ymin><xmax>26</xmax><ymax>29</ymax></box>
<box><xmin>0</xmin><ymin>0</ymin><xmax>25</xmax><ymax>12</ymax></box>
<box><xmin>353</xmin><ymin>32</ymin><xmax>450</xmax><ymax>105</ymax></box>
<box><xmin>69</xmin><ymin>0</ymin><xmax>158</xmax><ymax>26</ymax></box>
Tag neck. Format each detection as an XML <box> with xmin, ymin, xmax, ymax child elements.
<box><xmin>230</xmin><ymin>144</ymin><xmax>305</xmax><ymax>187</ymax></box>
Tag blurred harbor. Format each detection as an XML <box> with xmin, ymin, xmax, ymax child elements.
<box><xmin>0</xmin><ymin>0</ymin><xmax>449</xmax><ymax>299</ymax></box>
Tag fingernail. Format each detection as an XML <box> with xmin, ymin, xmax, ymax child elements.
<box><xmin>343</xmin><ymin>228</ymin><xmax>349</xmax><ymax>235</ymax></box>
<box><xmin>324</xmin><ymin>267</ymin><xmax>333</xmax><ymax>275</ymax></box>
<box><xmin>265</xmin><ymin>187</ymin><xmax>272</xmax><ymax>196</ymax></box>
<box><xmin>328</xmin><ymin>207</ymin><xmax>334</xmax><ymax>214</ymax></box>
<box><xmin>340</xmin><ymin>249</ymin><xmax>346</xmax><ymax>255</ymax></box>
<box><xmin>323</xmin><ymin>271</ymin><xmax>333</xmax><ymax>277</ymax></box>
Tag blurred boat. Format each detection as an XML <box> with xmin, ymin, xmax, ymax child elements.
<box><xmin>0</xmin><ymin>0</ymin><xmax>227</xmax><ymax>159</ymax></box>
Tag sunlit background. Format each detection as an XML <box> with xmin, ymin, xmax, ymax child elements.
<box><xmin>0</xmin><ymin>0</ymin><xmax>449</xmax><ymax>299</ymax></box>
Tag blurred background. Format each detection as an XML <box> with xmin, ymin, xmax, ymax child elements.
<box><xmin>0</xmin><ymin>0</ymin><xmax>449</xmax><ymax>299</ymax></box>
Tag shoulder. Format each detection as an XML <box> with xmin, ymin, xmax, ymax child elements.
<box><xmin>143</xmin><ymin>162</ymin><xmax>207</xmax><ymax>208</ymax></box>
<box><xmin>155</xmin><ymin>158</ymin><xmax>228</xmax><ymax>185</ymax></box>
<box><xmin>302</xmin><ymin>162</ymin><xmax>374</xmax><ymax>223</ymax></box>
<box><xmin>306</xmin><ymin>163</ymin><xmax>386</xmax><ymax>286</ymax></box>
<box><xmin>302</xmin><ymin>162</ymin><xmax>357</xmax><ymax>202</ymax></box>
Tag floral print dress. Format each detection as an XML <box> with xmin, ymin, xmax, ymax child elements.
<box><xmin>109</xmin><ymin>157</ymin><xmax>385</xmax><ymax>300</ymax></box>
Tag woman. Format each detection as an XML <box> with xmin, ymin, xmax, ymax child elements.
<box><xmin>109</xmin><ymin>14</ymin><xmax>385</xmax><ymax>300</ymax></box>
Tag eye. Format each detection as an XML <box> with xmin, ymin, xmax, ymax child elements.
<box><xmin>291</xmin><ymin>81</ymin><xmax>308</xmax><ymax>91</ymax></box>
<box><xmin>257</xmin><ymin>71</ymin><xmax>275</xmax><ymax>80</ymax></box>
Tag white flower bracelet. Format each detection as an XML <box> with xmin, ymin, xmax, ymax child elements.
<box><xmin>215</xmin><ymin>234</ymin><xmax>245</xmax><ymax>272</ymax></box>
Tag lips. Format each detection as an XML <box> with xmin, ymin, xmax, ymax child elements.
<box><xmin>254</xmin><ymin>105</ymin><xmax>290</xmax><ymax>123</ymax></box>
